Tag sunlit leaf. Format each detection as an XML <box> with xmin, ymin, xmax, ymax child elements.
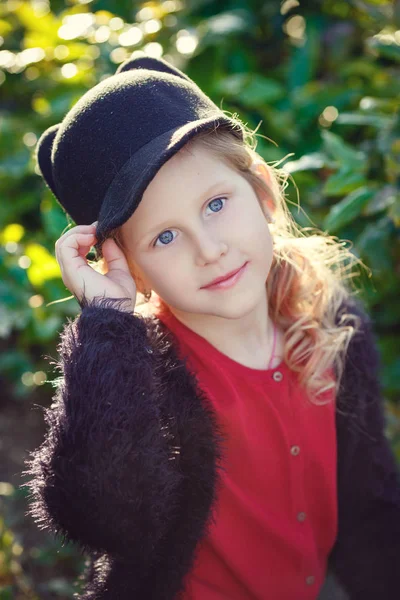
<box><xmin>0</xmin><ymin>224</ymin><xmax>25</xmax><ymax>244</ymax></box>
<box><xmin>14</xmin><ymin>2</ymin><xmax>61</xmax><ymax>39</ymax></box>
<box><xmin>32</xmin><ymin>95</ymin><xmax>51</xmax><ymax>115</ymax></box>
<box><xmin>283</xmin><ymin>153</ymin><xmax>326</xmax><ymax>173</ymax></box>
<box><xmin>25</xmin><ymin>243</ymin><xmax>60</xmax><ymax>286</ymax></box>
<box><xmin>0</xmin><ymin>19</ymin><xmax>13</xmax><ymax>37</ymax></box>
<box><xmin>367</xmin><ymin>37</ymin><xmax>400</xmax><ymax>63</ymax></box>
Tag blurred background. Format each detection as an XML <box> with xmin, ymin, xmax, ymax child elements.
<box><xmin>0</xmin><ymin>0</ymin><xmax>399</xmax><ymax>598</ymax></box>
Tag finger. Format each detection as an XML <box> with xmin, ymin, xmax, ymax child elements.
<box><xmin>78</xmin><ymin>242</ymin><xmax>95</xmax><ymax>258</ymax></box>
<box><xmin>101</xmin><ymin>237</ymin><xmax>131</xmax><ymax>274</ymax></box>
<box><xmin>56</xmin><ymin>232</ymin><xmax>96</xmax><ymax>270</ymax></box>
<box><xmin>55</xmin><ymin>224</ymin><xmax>97</xmax><ymax>249</ymax></box>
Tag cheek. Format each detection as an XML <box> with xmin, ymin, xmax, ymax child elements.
<box><xmin>140</xmin><ymin>255</ymin><xmax>187</xmax><ymax>289</ymax></box>
<box><xmin>235</xmin><ymin>204</ymin><xmax>271</xmax><ymax>247</ymax></box>
<box><xmin>245</xmin><ymin>213</ymin><xmax>274</xmax><ymax>267</ymax></box>
<box><xmin>231</xmin><ymin>198</ymin><xmax>265</xmax><ymax>232</ymax></box>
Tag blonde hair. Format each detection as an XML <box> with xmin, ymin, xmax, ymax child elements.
<box><xmin>102</xmin><ymin>119</ymin><xmax>369</xmax><ymax>404</ymax></box>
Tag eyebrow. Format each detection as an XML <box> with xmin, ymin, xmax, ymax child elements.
<box><xmin>142</xmin><ymin>179</ymin><xmax>229</xmax><ymax>239</ymax></box>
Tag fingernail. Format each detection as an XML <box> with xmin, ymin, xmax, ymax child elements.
<box><xmin>91</xmin><ymin>221</ymin><xmax>98</xmax><ymax>226</ymax></box>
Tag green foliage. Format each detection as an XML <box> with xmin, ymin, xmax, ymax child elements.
<box><xmin>0</xmin><ymin>482</ymin><xmax>85</xmax><ymax>599</ymax></box>
<box><xmin>0</xmin><ymin>0</ymin><xmax>399</xmax><ymax>596</ymax></box>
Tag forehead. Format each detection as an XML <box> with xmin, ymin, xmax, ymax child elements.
<box><xmin>149</xmin><ymin>143</ymin><xmax>229</xmax><ymax>190</ymax></box>
<box><xmin>126</xmin><ymin>144</ymin><xmax>236</xmax><ymax>232</ymax></box>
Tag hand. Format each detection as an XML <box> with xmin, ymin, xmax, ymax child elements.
<box><xmin>54</xmin><ymin>223</ymin><xmax>137</xmax><ymax>312</ymax></box>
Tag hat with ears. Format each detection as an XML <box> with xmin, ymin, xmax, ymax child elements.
<box><xmin>35</xmin><ymin>54</ymin><xmax>245</xmax><ymax>258</ymax></box>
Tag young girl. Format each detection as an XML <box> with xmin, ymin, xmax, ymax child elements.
<box><xmin>24</xmin><ymin>55</ymin><xmax>400</xmax><ymax>600</ymax></box>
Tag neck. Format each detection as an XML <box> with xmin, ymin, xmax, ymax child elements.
<box><xmin>163</xmin><ymin>289</ymin><xmax>279</xmax><ymax>370</ymax></box>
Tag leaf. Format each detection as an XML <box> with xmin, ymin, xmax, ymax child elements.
<box><xmin>322</xmin><ymin>169</ymin><xmax>367</xmax><ymax>196</ymax></box>
<box><xmin>0</xmin><ymin>148</ymin><xmax>31</xmax><ymax>178</ymax></box>
<box><xmin>356</xmin><ymin>216</ymin><xmax>394</xmax><ymax>275</ymax></box>
<box><xmin>381</xmin><ymin>358</ymin><xmax>400</xmax><ymax>395</ymax></box>
<box><xmin>215</xmin><ymin>72</ymin><xmax>248</xmax><ymax>95</ymax></box>
<box><xmin>199</xmin><ymin>9</ymin><xmax>255</xmax><ymax>45</ymax></box>
<box><xmin>32</xmin><ymin>312</ymin><xmax>63</xmax><ymax>342</ymax></box>
<box><xmin>0</xmin><ymin>19</ymin><xmax>13</xmax><ymax>37</ymax></box>
<box><xmin>321</xmin><ymin>129</ymin><xmax>366</xmax><ymax>170</ymax></box>
<box><xmin>238</xmin><ymin>75</ymin><xmax>286</xmax><ymax>107</ymax></box>
<box><xmin>25</xmin><ymin>243</ymin><xmax>60</xmax><ymax>286</ymax></box>
<box><xmin>14</xmin><ymin>2</ymin><xmax>61</xmax><ymax>36</ymax></box>
<box><xmin>372</xmin><ymin>297</ymin><xmax>400</xmax><ymax>328</ymax></box>
<box><xmin>367</xmin><ymin>37</ymin><xmax>400</xmax><ymax>63</ymax></box>
<box><xmin>41</xmin><ymin>194</ymin><xmax>69</xmax><ymax>239</ymax></box>
<box><xmin>216</xmin><ymin>73</ymin><xmax>285</xmax><ymax>105</ymax></box>
<box><xmin>388</xmin><ymin>200</ymin><xmax>400</xmax><ymax>227</ymax></box>
<box><xmin>353</xmin><ymin>0</ymin><xmax>393</xmax><ymax>26</ymax></box>
<box><xmin>339</xmin><ymin>58</ymin><xmax>380</xmax><ymax>80</ymax></box>
<box><xmin>292</xmin><ymin>83</ymin><xmax>360</xmax><ymax>125</ymax></box>
<box><xmin>323</xmin><ymin>186</ymin><xmax>375</xmax><ymax>232</ymax></box>
<box><xmin>286</xmin><ymin>15</ymin><xmax>321</xmax><ymax>91</ymax></box>
<box><xmin>0</xmin><ymin>224</ymin><xmax>25</xmax><ymax>244</ymax></box>
<box><xmin>336</xmin><ymin>112</ymin><xmax>393</xmax><ymax>128</ymax></box>
<box><xmin>283</xmin><ymin>152</ymin><xmax>326</xmax><ymax>173</ymax></box>
<box><xmin>364</xmin><ymin>185</ymin><xmax>398</xmax><ymax>216</ymax></box>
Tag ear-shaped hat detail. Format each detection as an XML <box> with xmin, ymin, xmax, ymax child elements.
<box><xmin>115</xmin><ymin>55</ymin><xmax>192</xmax><ymax>82</ymax></box>
<box><xmin>35</xmin><ymin>124</ymin><xmax>60</xmax><ymax>199</ymax></box>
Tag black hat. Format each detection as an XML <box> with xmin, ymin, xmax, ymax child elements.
<box><xmin>35</xmin><ymin>54</ymin><xmax>245</xmax><ymax>257</ymax></box>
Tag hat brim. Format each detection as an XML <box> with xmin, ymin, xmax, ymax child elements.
<box><xmin>94</xmin><ymin>115</ymin><xmax>244</xmax><ymax>256</ymax></box>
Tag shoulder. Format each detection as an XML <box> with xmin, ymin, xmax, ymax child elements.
<box><xmin>334</xmin><ymin>294</ymin><xmax>386</xmax><ymax>444</ymax></box>
<box><xmin>335</xmin><ymin>294</ymin><xmax>381</xmax><ymax>389</ymax></box>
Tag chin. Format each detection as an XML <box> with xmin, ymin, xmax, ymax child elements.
<box><xmin>210</xmin><ymin>293</ymin><xmax>261</xmax><ymax>318</ymax></box>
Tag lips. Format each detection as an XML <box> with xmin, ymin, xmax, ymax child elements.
<box><xmin>202</xmin><ymin>262</ymin><xmax>247</xmax><ymax>288</ymax></box>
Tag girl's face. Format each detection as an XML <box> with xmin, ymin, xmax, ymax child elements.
<box><xmin>121</xmin><ymin>143</ymin><xmax>275</xmax><ymax>322</ymax></box>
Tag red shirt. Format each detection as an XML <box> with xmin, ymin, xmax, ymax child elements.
<box><xmin>155</xmin><ymin>304</ymin><xmax>338</xmax><ymax>600</ymax></box>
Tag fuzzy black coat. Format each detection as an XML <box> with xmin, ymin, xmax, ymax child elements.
<box><xmin>23</xmin><ymin>294</ymin><xmax>400</xmax><ymax>599</ymax></box>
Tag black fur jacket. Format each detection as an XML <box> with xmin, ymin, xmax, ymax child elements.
<box><xmin>23</xmin><ymin>294</ymin><xmax>400</xmax><ymax>599</ymax></box>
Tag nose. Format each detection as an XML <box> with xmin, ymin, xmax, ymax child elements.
<box><xmin>193</xmin><ymin>227</ymin><xmax>228</xmax><ymax>265</ymax></box>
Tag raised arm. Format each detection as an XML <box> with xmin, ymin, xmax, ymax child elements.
<box><xmin>23</xmin><ymin>296</ymin><xmax>184</xmax><ymax>591</ymax></box>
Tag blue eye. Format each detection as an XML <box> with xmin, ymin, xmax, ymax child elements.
<box><xmin>207</xmin><ymin>197</ymin><xmax>225</xmax><ymax>213</ymax></box>
<box><xmin>155</xmin><ymin>230</ymin><xmax>175</xmax><ymax>247</ymax></box>
<box><xmin>152</xmin><ymin>197</ymin><xmax>227</xmax><ymax>247</ymax></box>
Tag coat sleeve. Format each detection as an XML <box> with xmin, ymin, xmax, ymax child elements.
<box><xmin>22</xmin><ymin>296</ymin><xmax>184</xmax><ymax>583</ymax></box>
<box><xmin>327</xmin><ymin>297</ymin><xmax>400</xmax><ymax>599</ymax></box>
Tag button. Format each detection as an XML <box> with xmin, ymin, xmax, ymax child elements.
<box><xmin>297</xmin><ymin>511</ymin><xmax>306</xmax><ymax>522</ymax></box>
<box><xmin>272</xmin><ymin>370</ymin><xmax>283</xmax><ymax>382</ymax></box>
<box><xmin>305</xmin><ymin>575</ymin><xmax>315</xmax><ymax>585</ymax></box>
<box><xmin>290</xmin><ymin>445</ymin><xmax>300</xmax><ymax>456</ymax></box>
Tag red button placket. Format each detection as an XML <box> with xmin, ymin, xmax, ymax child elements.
<box><xmin>273</xmin><ymin>367</ymin><xmax>317</xmax><ymax>593</ymax></box>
